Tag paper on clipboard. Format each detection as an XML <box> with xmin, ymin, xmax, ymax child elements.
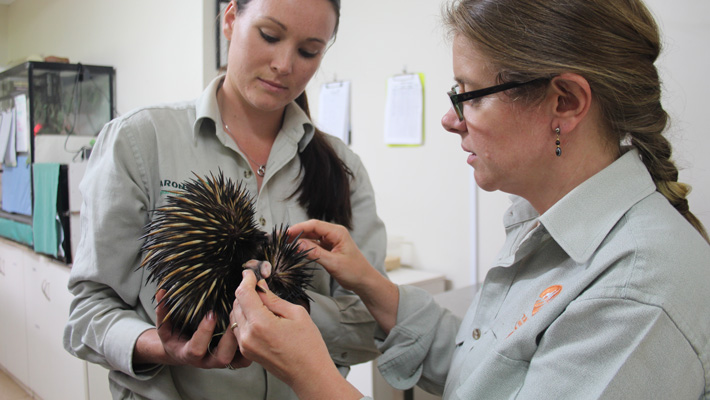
<box><xmin>384</xmin><ymin>73</ymin><xmax>424</xmax><ymax>146</ymax></box>
<box><xmin>317</xmin><ymin>80</ymin><xmax>351</xmax><ymax>144</ymax></box>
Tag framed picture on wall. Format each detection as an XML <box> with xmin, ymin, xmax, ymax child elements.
<box><xmin>216</xmin><ymin>0</ymin><xmax>230</xmax><ymax>70</ymax></box>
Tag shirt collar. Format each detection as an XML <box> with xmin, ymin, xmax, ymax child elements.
<box><xmin>281</xmin><ymin>100</ymin><xmax>316</xmax><ymax>152</ymax></box>
<box><xmin>539</xmin><ymin>148</ymin><xmax>656</xmax><ymax>263</ymax></box>
<box><xmin>193</xmin><ymin>75</ymin><xmax>223</xmax><ymax>141</ymax></box>
<box><xmin>192</xmin><ymin>75</ymin><xmax>315</xmax><ymax>151</ymax></box>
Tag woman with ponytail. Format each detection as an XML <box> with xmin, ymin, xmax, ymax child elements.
<box><xmin>64</xmin><ymin>0</ymin><xmax>387</xmax><ymax>399</ymax></box>
<box><xmin>228</xmin><ymin>0</ymin><xmax>710</xmax><ymax>399</ymax></box>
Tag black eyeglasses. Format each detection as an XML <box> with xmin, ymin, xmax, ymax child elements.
<box><xmin>447</xmin><ymin>78</ymin><xmax>549</xmax><ymax>121</ymax></box>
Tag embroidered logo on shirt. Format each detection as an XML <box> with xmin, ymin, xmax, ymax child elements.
<box><xmin>507</xmin><ymin>285</ymin><xmax>563</xmax><ymax>338</ymax></box>
<box><xmin>160</xmin><ymin>179</ymin><xmax>187</xmax><ymax>196</ymax></box>
<box><xmin>532</xmin><ymin>285</ymin><xmax>562</xmax><ymax>316</ymax></box>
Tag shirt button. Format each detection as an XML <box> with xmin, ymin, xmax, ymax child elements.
<box><xmin>259</xmin><ymin>217</ymin><xmax>266</xmax><ymax>226</ymax></box>
<box><xmin>244</xmin><ymin>170</ymin><xmax>253</xmax><ymax>179</ymax></box>
<box><xmin>472</xmin><ymin>328</ymin><xmax>481</xmax><ymax>340</ymax></box>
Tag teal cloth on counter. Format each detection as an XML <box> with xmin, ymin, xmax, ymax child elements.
<box><xmin>32</xmin><ymin>163</ymin><xmax>60</xmax><ymax>257</ymax></box>
<box><xmin>0</xmin><ymin>217</ymin><xmax>33</xmax><ymax>245</ymax></box>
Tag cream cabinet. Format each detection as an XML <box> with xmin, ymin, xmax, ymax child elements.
<box><xmin>0</xmin><ymin>241</ymin><xmax>30</xmax><ymax>388</ymax></box>
<box><xmin>0</xmin><ymin>238</ymin><xmax>112</xmax><ymax>400</ymax></box>
<box><xmin>25</xmin><ymin>254</ymin><xmax>87</xmax><ymax>399</ymax></box>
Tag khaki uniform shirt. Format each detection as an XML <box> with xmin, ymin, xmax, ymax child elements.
<box><xmin>64</xmin><ymin>76</ymin><xmax>387</xmax><ymax>399</ymax></box>
<box><xmin>377</xmin><ymin>149</ymin><xmax>710</xmax><ymax>399</ymax></box>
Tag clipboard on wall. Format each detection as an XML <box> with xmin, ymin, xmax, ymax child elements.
<box><xmin>384</xmin><ymin>72</ymin><xmax>425</xmax><ymax>146</ymax></box>
<box><xmin>317</xmin><ymin>79</ymin><xmax>351</xmax><ymax>144</ymax></box>
<box><xmin>216</xmin><ymin>1</ymin><xmax>230</xmax><ymax>70</ymax></box>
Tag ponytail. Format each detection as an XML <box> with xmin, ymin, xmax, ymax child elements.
<box><xmin>292</xmin><ymin>92</ymin><xmax>354</xmax><ymax>229</ymax></box>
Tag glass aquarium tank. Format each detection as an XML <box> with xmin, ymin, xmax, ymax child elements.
<box><xmin>0</xmin><ymin>61</ymin><xmax>115</xmax><ymax>262</ymax></box>
<box><xmin>0</xmin><ymin>61</ymin><xmax>115</xmax><ymax>140</ymax></box>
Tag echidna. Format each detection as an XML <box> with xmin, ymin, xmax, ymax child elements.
<box><xmin>139</xmin><ymin>170</ymin><xmax>313</xmax><ymax>339</ymax></box>
<box><xmin>259</xmin><ymin>226</ymin><xmax>314</xmax><ymax>312</ymax></box>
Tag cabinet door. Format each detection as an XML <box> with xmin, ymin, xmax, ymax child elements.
<box><xmin>0</xmin><ymin>241</ymin><xmax>30</xmax><ymax>387</ymax></box>
<box><xmin>25</xmin><ymin>256</ymin><xmax>88</xmax><ymax>400</ymax></box>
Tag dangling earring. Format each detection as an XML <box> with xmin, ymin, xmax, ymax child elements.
<box><xmin>555</xmin><ymin>127</ymin><xmax>562</xmax><ymax>157</ymax></box>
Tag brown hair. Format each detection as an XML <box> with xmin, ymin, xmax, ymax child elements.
<box><xmin>293</xmin><ymin>93</ymin><xmax>353</xmax><ymax>229</ymax></box>
<box><xmin>444</xmin><ymin>0</ymin><xmax>708</xmax><ymax>242</ymax></box>
<box><xmin>236</xmin><ymin>0</ymin><xmax>341</xmax><ymax>38</ymax></box>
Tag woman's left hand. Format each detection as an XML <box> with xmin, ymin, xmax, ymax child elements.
<box><xmin>230</xmin><ymin>270</ymin><xmax>362</xmax><ymax>399</ymax></box>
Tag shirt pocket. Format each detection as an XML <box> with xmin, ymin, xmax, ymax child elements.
<box><xmin>450</xmin><ymin>328</ymin><xmax>530</xmax><ymax>399</ymax></box>
<box><xmin>454</xmin><ymin>349</ymin><xmax>529</xmax><ymax>400</ymax></box>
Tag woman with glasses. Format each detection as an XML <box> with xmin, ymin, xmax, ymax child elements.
<box><xmin>228</xmin><ymin>0</ymin><xmax>710</xmax><ymax>398</ymax></box>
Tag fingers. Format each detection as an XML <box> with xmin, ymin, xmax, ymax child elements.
<box><xmin>259</xmin><ymin>262</ymin><xmax>272</xmax><ymax>280</ymax></box>
<box><xmin>155</xmin><ymin>289</ymin><xmax>218</xmax><ymax>351</ymax></box>
<box><xmin>228</xmin><ymin>300</ymin><xmax>253</xmax><ymax>369</ymax></box>
<box><xmin>229</xmin><ymin>350</ymin><xmax>253</xmax><ymax>369</ymax></box>
<box><xmin>188</xmin><ymin>311</ymin><xmax>218</xmax><ymax>353</ymax></box>
<box><xmin>232</xmin><ymin>271</ymin><xmax>304</xmax><ymax>336</ymax></box>
<box><xmin>254</xmin><ymin>279</ymin><xmax>303</xmax><ymax>319</ymax></box>
<box><xmin>287</xmin><ymin>219</ymin><xmax>336</xmax><ymax>243</ymax></box>
<box><xmin>156</xmin><ymin>289</ymin><xmax>236</xmax><ymax>368</ymax></box>
<box><xmin>155</xmin><ymin>289</ymin><xmax>175</xmax><ymax>341</ymax></box>
<box><xmin>243</xmin><ymin>260</ymin><xmax>272</xmax><ymax>280</ymax></box>
<box><xmin>289</xmin><ymin>220</ymin><xmax>353</xmax><ymax>252</ymax></box>
<box><xmin>234</xmin><ymin>270</ymin><xmax>266</xmax><ymax>320</ymax></box>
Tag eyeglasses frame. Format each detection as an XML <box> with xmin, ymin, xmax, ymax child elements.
<box><xmin>447</xmin><ymin>78</ymin><xmax>550</xmax><ymax>121</ymax></box>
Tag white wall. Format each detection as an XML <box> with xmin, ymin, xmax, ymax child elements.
<box><xmin>649</xmin><ymin>1</ymin><xmax>710</xmax><ymax>233</ymax></box>
<box><xmin>3</xmin><ymin>0</ymin><xmax>708</xmax><ymax>289</ymax></box>
<box><xmin>0</xmin><ymin>5</ymin><xmax>8</xmax><ymax>69</ymax></box>
<box><xmin>308</xmin><ymin>0</ymin><xmax>475</xmax><ymax>288</ymax></box>
<box><xmin>3</xmin><ymin>0</ymin><xmax>213</xmax><ymax>114</ymax></box>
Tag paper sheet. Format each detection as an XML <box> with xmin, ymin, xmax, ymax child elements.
<box><xmin>0</xmin><ymin>111</ymin><xmax>8</xmax><ymax>160</ymax></box>
<box><xmin>14</xmin><ymin>94</ymin><xmax>30</xmax><ymax>152</ymax></box>
<box><xmin>0</xmin><ymin>110</ymin><xmax>17</xmax><ymax>166</ymax></box>
<box><xmin>5</xmin><ymin>110</ymin><xmax>16</xmax><ymax>166</ymax></box>
<box><xmin>317</xmin><ymin>81</ymin><xmax>351</xmax><ymax>144</ymax></box>
<box><xmin>384</xmin><ymin>73</ymin><xmax>424</xmax><ymax>146</ymax></box>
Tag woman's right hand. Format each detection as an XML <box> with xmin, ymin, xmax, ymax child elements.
<box><xmin>133</xmin><ymin>290</ymin><xmax>248</xmax><ymax>370</ymax></box>
<box><xmin>287</xmin><ymin>219</ymin><xmax>375</xmax><ymax>293</ymax></box>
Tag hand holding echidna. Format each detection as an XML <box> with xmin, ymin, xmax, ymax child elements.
<box><xmin>151</xmin><ymin>287</ymin><xmax>250</xmax><ymax>369</ymax></box>
<box><xmin>139</xmin><ymin>170</ymin><xmax>314</xmax><ymax>342</ymax></box>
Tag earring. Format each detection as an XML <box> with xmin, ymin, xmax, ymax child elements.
<box><xmin>555</xmin><ymin>127</ymin><xmax>561</xmax><ymax>157</ymax></box>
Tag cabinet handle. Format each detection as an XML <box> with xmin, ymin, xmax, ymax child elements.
<box><xmin>41</xmin><ymin>279</ymin><xmax>51</xmax><ymax>301</ymax></box>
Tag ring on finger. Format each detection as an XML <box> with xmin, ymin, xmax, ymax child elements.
<box><xmin>230</xmin><ymin>321</ymin><xmax>239</xmax><ymax>331</ymax></box>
